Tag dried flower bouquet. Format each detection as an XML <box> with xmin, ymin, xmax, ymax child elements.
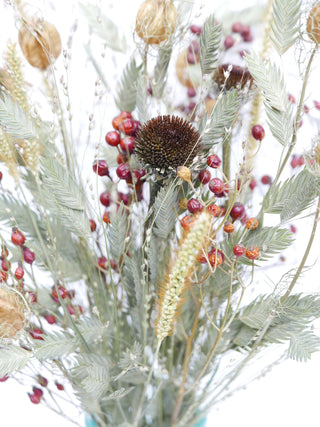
<box><xmin>0</xmin><ymin>1</ymin><xmax>320</xmax><ymax>426</ymax></box>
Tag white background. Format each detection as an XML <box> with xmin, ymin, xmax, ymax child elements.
<box><xmin>0</xmin><ymin>0</ymin><xmax>320</xmax><ymax>426</ymax></box>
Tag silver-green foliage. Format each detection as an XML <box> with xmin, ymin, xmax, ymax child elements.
<box><xmin>0</xmin><ymin>92</ymin><xmax>37</xmax><ymax>140</ymax></box>
<box><xmin>79</xmin><ymin>2</ymin><xmax>126</xmax><ymax>52</ymax></box>
<box><xmin>246</xmin><ymin>53</ymin><xmax>294</xmax><ymax>146</ymax></box>
<box><xmin>115</xmin><ymin>58</ymin><xmax>142</xmax><ymax>112</ymax></box>
<box><xmin>199</xmin><ymin>14</ymin><xmax>221</xmax><ymax>75</ymax></box>
<box><xmin>263</xmin><ymin>168</ymin><xmax>320</xmax><ymax>222</ymax></box>
<box><xmin>151</xmin><ymin>43</ymin><xmax>173</xmax><ymax>98</ymax></box>
<box><xmin>34</xmin><ymin>332</ymin><xmax>79</xmax><ymax>360</ymax></box>
<box><xmin>136</xmin><ymin>73</ymin><xmax>148</xmax><ymax>125</ymax></box>
<box><xmin>270</xmin><ymin>0</ymin><xmax>301</xmax><ymax>55</ymax></box>
<box><xmin>200</xmin><ymin>89</ymin><xmax>240</xmax><ymax>149</ymax></box>
<box><xmin>108</xmin><ymin>204</ymin><xmax>128</xmax><ymax>263</ymax></box>
<box><xmin>153</xmin><ymin>184</ymin><xmax>177</xmax><ymax>239</ymax></box>
<box><xmin>288</xmin><ymin>330</ymin><xmax>320</xmax><ymax>362</ymax></box>
<box><xmin>0</xmin><ymin>346</ymin><xmax>31</xmax><ymax>377</ymax></box>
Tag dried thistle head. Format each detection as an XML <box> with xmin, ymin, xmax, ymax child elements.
<box><xmin>213</xmin><ymin>64</ymin><xmax>253</xmax><ymax>90</ymax></box>
<box><xmin>135</xmin><ymin>115</ymin><xmax>201</xmax><ymax>173</ymax></box>
<box><xmin>18</xmin><ymin>20</ymin><xmax>61</xmax><ymax>70</ymax></box>
<box><xmin>135</xmin><ymin>0</ymin><xmax>177</xmax><ymax>45</ymax></box>
<box><xmin>307</xmin><ymin>3</ymin><xmax>320</xmax><ymax>44</ymax></box>
<box><xmin>0</xmin><ymin>287</ymin><xmax>25</xmax><ymax>339</ymax></box>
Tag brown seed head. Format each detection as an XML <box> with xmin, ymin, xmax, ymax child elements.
<box><xmin>135</xmin><ymin>115</ymin><xmax>201</xmax><ymax>172</ymax></box>
<box><xmin>18</xmin><ymin>20</ymin><xmax>61</xmax><ymax>70</ymax></box>
<box><xmin>213</xmin><ymin>64</ymin><xmax>253</xmax><ymax>90</ymax></box>
<box><xmin>0</xmin><ymin>288</ymin><xmax>25</xmax><ymax>338</ymax></box>
<box><xmin>135</xmin><ymin>0</ymin><xmax>177</xmax><ymax>45</ymax></box>
<box><xmin>307</xmin><ymin>3</ymin><xmax>320</xmax><ymax>44</ymax></box>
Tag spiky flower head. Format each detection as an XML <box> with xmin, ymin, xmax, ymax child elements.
<box><xmin>135</xmin><ymin>115</ymin><xmax>201</xmax><ymax>173</ymax></box>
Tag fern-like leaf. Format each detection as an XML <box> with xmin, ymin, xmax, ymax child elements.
<box><xmin>108</xmin><ymin>204</ymin><xmax>128</xmax><ymax>263</ymax></box>
<box><xmin>0</xmin><ymin>346</ymin><xmax>31</xmax><ymax>377</ymax></box>
<box><xmin>153</xmin><ymin>184</ymin><xmax>177</xmax><ymax>239</ymax></box>
<box><xmin>115</xmin><ymin>58</ymin><xmax>142</xmax><ymax>112</ymax></box>
<box><xmin>151</xmin><ymin>43</ymin><xmax>173</xmax><ymax>98</ymax></box>
<box><xmin>200</xmin><ymin>90</ymin><xmax>240</xmax><ymax>149</ymax></box>
<box><xmin>0</xmin><ymin>92</ymin><xmax>37</xmax><ymax>140</ymax></box>
<box><xmin>288</xmin><ymin>331</ymin><xmax>320</xmax><ymax>362</ymax></box>
<box><xmin>34</xmin><ymin>332</ymin><xmax>78</xmax><ymax>360</ymax></box>
<box><xmin>270</xmin><ymin>0</ymin><xmax>301</xmax><ymax>55</ymax></box>
<box><xmin>79</xmin><ymin>2</ymin><xmax>126</xmax><ymax>52</ymax></box>
<box><xmin>136</xmin><ymin>73</ymin><xmax>148</xmax><ymax>125</ymax></box>
<box><xmin>246</xmin><ymin>53</ymin><xmax>293</xmax><ymax>146</ymax></box>
<box><xmin>199</xmin><ymin>15</ymin><xmax>221</xmax><ymax>75</ymax></box>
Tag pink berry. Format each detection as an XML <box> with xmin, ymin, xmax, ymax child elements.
<box><xmin>26</xmin><ymin>292</ymin><xmax>37</xmax><ymax>304</ymax></box>
<box><xmin>187</xmin><ymin>87</ymin><xmax>196</xmax><ymax>98</ymax></box>
<box><xmin>187</xmin><ymin>198</ymin><xmax>203</xmax><ymax>214</ymax></box>
<box><xmin>207</xmin><ymin>154</ymin><xmax>221</xmax><ymax>168</ymax></box>
<box><xmin>224</xmin><ymin>35</ymin><xmax>235</xmax><ymax>49</ymax></box>
<box><xmin>314</xmin><ymin>100</ymin><xmax>320</xmax><ymax>110</ymax></box>
<box><xmin>233</xmin><ymin>244</ymin><xmax>246</xmax><ymax>257</ymax></box>
<box><xmin>199</xmin><ymin>170</ymin><xmax>211</xmax><ymax>184</ymax></box>
<box><xmin>242</xmin><ymin>33</ymin><xmax>253</xmax><ymax>42</ymax></box>
<box><xmin>230</xmin><ymin>202</ymin><xmax>245</xmax><ymax>220</ymax></box>
<box><xmin>118</xmin><ymin>192</ymin><xmax>129</xmax><ymax>205</ymax></box>
<box><xmin>67</xmin><ymin>290</ymin><xmax>75</xmax><ymax>299</ymax></box>
<box><xmin>297</xmin><ymin>155</ymin><xmax>305</xmax><ymax>166</ymax></box>
<box><xmin>251</xmin><ymin>125</ymin><xmax>265</xmax><ymax>141</ymax></box>
<box><xmin>105</xmin><ymin>131</ymin><xmax>120</xmax><ymax>147</ymax></box>
<box><xmin>249</xmin><ymin>178</ymin><xmax>257</xmax><ymax>190</ymax></box>
<box><xmin>304</xmin><ymin>105</ymin><xmax>310</xmax><ymax>114</ymax></box>
<box><xmin>14</xmin><ymin>264</ymin><xmax>24</xmax><ymax>280</ymax></box>
<box><xmin>290</xmin><ymin>155</ymin><xmax>299</xmax><ymax>168</ymax></box>
<box><xmin>23</xmin><ymin>247</ymin><xmax>35</xmax><ymax>264</ymax></box>
<box><xmin>67</xmin><ymin>305</ymin><xmax>76</xmax><ymax>315</ymax></box>
<box><xmin>93</xmin><ymin>160</ymin><xmax>109</xmax><ymax>177</ymax></box>
<box><xmin>0</xmin><ymin>375</ymin><xmax>9</xmax><ymax>382</ymax></box>
<box><xmin>208</xmin><ymin>178</ymin><xmax>224</xmax><ymax>195</ymax></box>
<box><xmin>1</xmin><ymin>258</ymin><xmax>10</xmax><ymax>271</ymax></box>
<box><xmin>190</xmin><ymin>24</ymin><xmax>202</xmax><ymax>35</ymax></box>
<box><xmin>89</xmin><ymin>219</ymin><xmax>96</xmax><ymax>232</ymax></box>
<box><xmin>55</xmin><ymin>382</ymin><xmax>64</xmax><ymax>391</ymax></box>
<box><xmin>32</xmin><ymin>386</ymin><xmax>43</xmax><ymax>398</ymax></box>
<box><xmin>29</xmin><ymin>328</ymin><xmax>44</xmax><ymax>340</ymax></box>
<box><xmin>232</xmin><ymin>22</ymin><xmax>243</xmax><ymax>33</ymax></box>
<box><xmin>51</xmin><ymin>285</ymin><xmax>69</xmax><ymax>302</ymax></box>
<box><xmin>100</xmin><ymin>191</ymin><xmax>111</xmax><ymax>207</ymax></box>
<box><xmin>44</xmin><ymin>314</ymin><xmax>56</xmax><ymax>325</ymax></box>
<box><xmin>261</xmin><ymin>175</ymin><xmax>272</xmax><ymax>185</ymax></box>
<box><xmin>187</xmin><ymin>52</ymin><xmax>197</xmax><ymax>64</ymax></box>
<box><xmin>290</xmin><ymin>224</ymin><xmax>297</xmax><ymax>233</ymax></box>
<box><xmin>116</xmin><ymin>163</ymin><xmax>131</xmax><ymax>180</ymax></box>
<box><xmin>240</xmin><ymin>25</ymin><xmax>251</xmax><ymax>38</ymax></box>
<box><xmin>120</xmin><ymin>136</ymin><xmax>135</xmax><ymax>154</ymax></box>
<box><xmin>188</xmin><ymin>40</ymin><xmax>200</xmax><ymax>54</ymax></box>
<box><xmin>28</xmin><ymin>393</ymin><xmax>41</xmax><ymax>404</ymax></box>
<box><xmin>288</xmin><ymin>94</ymin><xmax>296</xmax><ymax>104</ymax></box>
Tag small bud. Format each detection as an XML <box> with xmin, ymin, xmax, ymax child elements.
<box><xmin>177</xmin><ymin>166</ymin><xmax>191</xmax><ymax>182</ymax></box>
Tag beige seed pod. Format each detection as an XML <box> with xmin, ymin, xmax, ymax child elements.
<box><xmin>175</xmin><ymin>48</ymin><xmax>200</xmax><ymax>89</ymax></box>
<box><xmin>177</xmin><ymin>166</ymin><xmax>191</xmax><ymax>182</ymax></box>
<box><xmin>205</xmin><ymin>98</ymin><xmax>216</xmax><ymax>114</ymax></box>
<box><xmin>307</xmin><ymin>3</ymin><xmax>320</xmax><ymax>44</ymax></box>
<box><xmin>18</xmin><ymin>20</ymin><xmax>61</xmax><ymax>70</ymax></box>
<box><xmin>135</xmin><ymin>0</ymin><xmax>177</xmax><ymax>45</ymax></box>
<box><xmin>315</xmin><ymin>142</ymin><xmax>320</xmax><ymax>165</ymax></box>
<box><xmin>0</xmin><ymin>288</ymin><xmax>25</xmax><ymax>339</ymax></box>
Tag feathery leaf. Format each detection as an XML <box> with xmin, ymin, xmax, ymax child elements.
<box><xmin>108</xmin><ymin>204</ymin><xmax>128</xmax><ymax>263</ymax></box>
<box><xmin>34</xmin><ymin>332</ymin><xmax>78</xmax><ymax>360</ymax></box>
<box><xmin>153</xmin><ymin>184</ymin><xmax>177</xmax><ymax>239</ymax></box>
<box><xmin>288</xmin><ymin>331</ymin><xmax>320</xmax><ymax>362</ymax></box>
<box><xmin>151</xmin><ymin>43</ymin><xmax>173</xmax><ymax>98</ymax></box>
<box><xmin>0</xmin><ymin>346</ymin><xmax>31</xmax><ymax>377</ymax></box>
<box><xmin>115</xmin><ymin>58</ymin><xmax>142</xmax><ymax>112</ymax></box>
<box><xmin>136</xmin><ymin>73</ymin><xmax>149</xmax><ymax>125</ymax></box>
<box><xmin>199</xmin><ymin>15</ymin><xmax>221</xmax><ymax>75</ymax></box>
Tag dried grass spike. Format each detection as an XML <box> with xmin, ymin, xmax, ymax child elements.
<box><xmin>155</xmin><ymin>211</ymin><xmax>212</xmax><ymax>341</ymax></box>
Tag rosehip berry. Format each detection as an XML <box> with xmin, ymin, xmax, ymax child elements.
<box><xmin>89</xmin><ymin>219</ymin><xmax>97</xmax><ymax>232</ymax></box>
<box><xmin>116</xmin><ymin>163</ymin><xmax>131</xmax><ymax>180</ymax></box>
<box><xmin>100</xmin><ymin>191</ymin><xmax>111</xmax><ymax>207</ymax></box>
<box><xmin>1</xmin><ymin>247</ymin><xmax>9</xmax><ymax>258</ymax></box>
<box><xmin>119</xmin><ymin>192</ymin><xmax>129</xmax><ymax>205</ymax></box>
<box><xmin>223</xmin><ymin>222</ymin><xmax>234</xmax><ymax>233</ymax></box>
<box><xmin>23</xmin><ymin>247</ymin><xmax>35</xmax><ymax>264</ymax></box>
<box><xmin>288</xmin><ymin>94</ymin><xmax>296</xmax><ymax>104</ymax></box>
<box><xmin>105</xmin><ymin>131</ymin><xmax>120</xmax><ymax>147</ymax></box>
<box><xmin>28</xmin><ymin>393</ymin><xmax>41</xmax><ymax>404</ymax></box>
<box><xmin>11</xmin><ymin>228</ymin><xmax>26</xmax><ymax>246</ymax></box>
<box><xmin>55</xmin><ymin>382</ymin><xmax>64</xmax><ymax>391</ymax></box>
<box><xmin>44</xmin><ymin>314</ymin><xmax>56</xmax><ymax>325</ymax></box>
<box><xmin>120</xmin><ymin>136</ymin><xmax>135</xmax><ymax>154</ymax></box>
<box><xmin>314</xmin><ymin>100</ymin><xmax>320</xmax><ymax>110</ymax></box>
<box><xmin>97</xmin><ymin>256</ymin><xmax>107</xmax><ymax>270</ymax></box>
<box><xmin>187</xmin><ymin>87</ymin><xmax>196</xmax><ymax>98</ymax></box>
<box><xmin>190</xmin><ymin>24</ymin><xmax>202</xmax><ymax>35</ymax></box>
<box><xmin>297</xmin><ymin>155</ymin><xmax>305</xmax><ymax>166</ymax></box>
<box><xmin>232</xmin><ymin>22</ymin><xmax>243</xmax><ymax>33</ymax></box>
<box><xmin>103</xmin><ymin>212</ymin><xmax>111</xmax><ymax>224</ymax></box>
<box><xmin>207</xmin><ymin>204</ymin><xmax>221</xmax><ymax>217</ymax></box>
<box><xmin>32</xmin><ymin>387</ymin><xmax>43</xmax><ymax>398</ymax></box>
<box><xmin>29</xmin><ymin>328</ymin><xmax>44</xmax><ymax>340</ymax></box>
<box><xmin>14</xmin><ymin>264</ymin><xmax>24</xmax><ymax>280</ymax></box>
<box><xmin>207</xmin><ymin>154</ymin><xmax>221</xmax><ymax>168</ymax></box>
<box><xmin>51</xmin><ymin>285</ymin><xmax>68</xmax><ymax>302</ymax></box>
<box><xmin>246</xmin><ymin>218</ymin><xmax>259</xmax><ymax>230</ymax></box>
<box><xmin>37</xmin><ymin>375</ymin><xmax>48</xmax><ymax>387</ymax></box>
<box><xmin>0</xmin><ymin>375</ymin><xmax>9</xmax><ymax>382</ymax></box>
<box><xmin>93</xmin><ymin>160</ymin><xmax>109</xmax><ymax>177</ymax></box>
<box><xmin>290</xmin><ymin>224</ymin><xmax>297</xmax><ymax>233</ymax></box>
<box><xmin>246</xmin><ymin>246</ymin><xmax>259</xmax><ymax>260</ymax></box>
<box><xmin>117</xmin><ymin>153</ymin><xmax>127</xmax><ymax>164</ymax></box>
<box><xmin>199</xmin><ymin>170</ymin><xmax>211</xmax><ymax>184</ymax></box>
<box><xmin>208</xmin><ymin>251</ymin><xmax>224</xmax><ymax>267</ymax></box>
<box><xmin>242</xmin><ymin>33</ymin><xmax>253</xmax><ymax>42</ymax></box>
<box><xmin>224</xmin><ymin>35</ymin><xmax>235</xmax><ymax>49</ymax></box>
<box><xmin>197</xmin><ymin>250</ymin><xmax>208</xmax><ymax>264</ymax></box>
<box><xmin>230</xmin><ymin>202</ymin><xmax>245</xmax><ymax>220</ymax></box>
<box><xmin>233</xmin><ymin>244</ymin><xmax>246</xmax><ymax>257</ymax></box>
<box><xmin>0</xmin><ymin>171</ymin><xmax>2</xmax><ymax>182</ymax></box>
<box><xmin>180</xmin><ymin>215</ymin><xmax>196</xmax><ymax>231</ymax></box>
<box><xmin>187</xmin><ymin>198</ymin><xmax>203</xmax><ymax>214</ymax></box>
<box><xmin>26</xmin><ymin>292</ymin><xmax>37</xmax><ymax>304</ymax></box>
<box><xmin>251</xmin><ymin>125</ymin><xmax>265</xmax><ymax>141</ymax></box>
<box><xmin>119</xmin><ymin>111</ymin><xmax>132</xmax><ymax>120</ymax></box>
<box><xmin>188</xmin><ymin>101</ymin><xmax>196</xmax><ymax>110</ymax></box>
<box><xmin>261</xmin><ymin>175</ymin><xmax>272</xmax><ymax>185</ymax></box>
<box><xmin>112</xmin><ymin>115</ymin><xmax>123</xmax><ymax>131</ymax></box>
<box><xmin>119</xmin><ymin>118</ymin><xmax>135</xmax><ymax>136</ymax></box>
<box><xmin>1</xmin><ymin>258</ymin><xmax>10</xmax><ymax>271</ymax></box>
<box><xmin>240</xmin><ymin>25</ymin><xmax>251</xmax><ymax>38</ymax></box>
<box><xmin>67</xmin><ymin>290</ymin><xmax>75</xmax><ymax>299</ymax></box>
<box><xmin>290</xmin><ymin>155</ymin><xmax>299</xmax><ymax>168</ymax></box>
<box><xmin>67</xmin><ymin>305</ymin><xmax>76</xmax><ymax>315</ymax></box>
<box><xmin>209</xmin><ymin>178</ymin><xmax>224</xmax><ymax>195</ymax></box>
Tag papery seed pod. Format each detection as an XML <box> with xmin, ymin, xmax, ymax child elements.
<box><xmin>18</xmin><ymin>20</ymin><xmax>61</xmax><ymax>70</ymax></box>
<box><xmin>177</xmin><ymin>166</ymin><xmax>191</xmax><ymax>182</ymax></box>
<box><xmin>213</xmin><ymin>64</ymin><xmax>253</xmax><ymax>90</ymax></box>
<box><xmin>176</xmin><ymin>49</ymin><xmax>200</xmax><ymax>88</ymax></box>
<box><xmin>0</xmin><ymin>287</ymin><xmax>25</xmax><ymax>338</ymax></box>
<box><xmin>307</xmin><ymin>3</ymin><xmax>320</xmax><ymax>44</ymax></box>
<box><xmin>135</xmin><ymin>0</ymin><xmax>177</xmax><ymax>45</ymax></box>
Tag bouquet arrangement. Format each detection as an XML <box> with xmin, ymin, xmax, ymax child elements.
<box><xmin>0</xmin><ymin>0</ymin><xmax>320</xmax><ymax>426</ymax></box>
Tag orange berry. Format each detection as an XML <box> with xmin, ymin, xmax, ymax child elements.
<box><xmin>207</xmin><ymin>204</ymin><xmax>221</xmax><ymax>217</ymax></box>
<box><xmin>208</xmin><ymin>251</ymin><xmax>223</xmax><ymax>267</ymax></box>
<box><xmin>180</xmin><ymin>215</ymin><xmax>196</xmax><ymax>231</ymax></box>
<box><xmin>103</xmin><ymin>212</ymin><xmax>111</xmax><ymax>224</ymax></box>
<box><xmin>246</xmin><ymin>246</ymin><xmax>259</xmax><ymax>260</ymax></box>
<box><xmin>196</xmin><ymin>250</ymin><xmax>207</xmax><ymax>264</ymax></box>
<box><xmin>245</xmin><ymin>218</ymin><xmax>259</xmax><ymax>230</ymax></box>
<box><xmin>223</xmin><ymin>222</ymin><xmax>234</xmax><ymax>233</ymax></box>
